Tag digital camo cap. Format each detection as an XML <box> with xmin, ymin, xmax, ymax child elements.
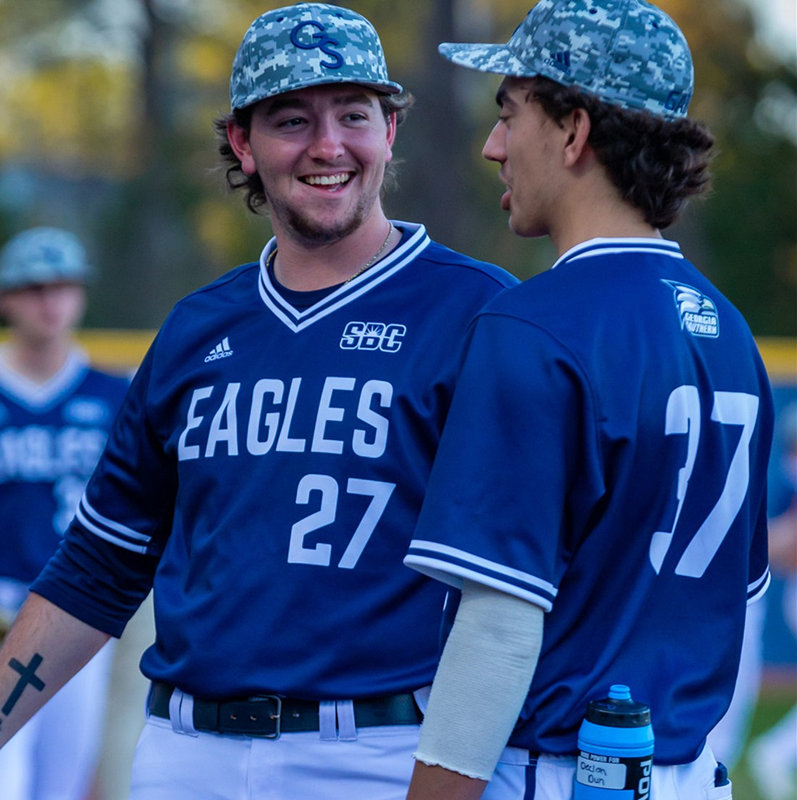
<box><xmin>230</xmin><ymin>3</ymin><xmax>402</xmax><ymax>110</ymax></box>
<box><xmin>0</xmin><ymin>227</ymin><xmax>93</xmax><ymax>291</ymax></box>
<box><xmin>439</xmin><ymin>0</ymin><xmax>694</xmax><ymax>119</ymax></box>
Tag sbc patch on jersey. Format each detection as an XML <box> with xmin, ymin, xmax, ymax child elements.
<box><xmin>662</xmin><ymin>280</ymin><xmax>719</xmax><ymax>338</ymax></box>
<box><xmin>340</xmin><ymin>322</ymin><xmax>406</xmax><ymax>352</ymax></box>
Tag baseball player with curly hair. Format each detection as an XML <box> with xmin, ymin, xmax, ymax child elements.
<box><xmin>0</xmin><ymin>5</ymin><xmax>525</xmax><ymax>799</ymax></box>
<box><xmin>0</xmin><ymin>227</ymin><xmax>129</xmax><ymax>800</ymax></box>
<box><xmin>402</xmin><ymin>2</ymin><xmax>774</xmax><ymax>799</ymax></box>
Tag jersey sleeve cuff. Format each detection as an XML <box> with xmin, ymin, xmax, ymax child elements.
<box><xmin>404</xmin><ymin>540</ymin><xmax>556</xmax><ymax>612</ymax></box>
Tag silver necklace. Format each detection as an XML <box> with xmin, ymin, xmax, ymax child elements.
<box><xmin>266</xmin><ymin>222</ymin><xmax>395</xmax><ymax>286</ymax></box>
<box><xmin>343</xmin><ymin>222</ymin><xmax>395</xmax><ymax>284</ymax></box>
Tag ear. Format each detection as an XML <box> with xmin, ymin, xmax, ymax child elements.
<box><xmin>227</xmin><ymin>119</ymin><xmax>258</xmax><ymax>176</ymax></box>
<box><xmin>384</xmin><ymin>112</ymin><xmax>397</xmax><ymax>164</ymax></box>
<box><xmin>561</xmin><ymin>108</ymin><xmax>592</xmax><ymax>168</ymax></box>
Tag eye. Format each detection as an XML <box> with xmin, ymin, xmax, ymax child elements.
<box><xmin>343</xmin><ymin>109</ymin><xmax>369</xmax><ymax>123</ymax></box>
<box><xmin>276</xmin><ymin>116</ymin><xmax>306</xmax><ymax>129</ymax></box>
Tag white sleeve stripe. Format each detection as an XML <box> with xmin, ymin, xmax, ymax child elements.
<box><xmin>76</xmin><ymin>505</ymin><xmax>150</xmax><ymax>554</ymax></box>
<box><xmin>404</xmin><ymin>554</ymin><xmax>555</xmax><ymax>612</ymax></box>
<box><xmin>80</xmin><ymin>495</ymin><xmax>151</xmax><ymax>543</ymax></box>
<box><xmin>76</xmin><ymin>498</ymin><xmax>152</xmax><ymax>554</ymax></box>
<box><xmin>748</xmin><ymin>567</ymin><xmax>770</xmax><ymax>595</ymax></box>
<box><xmin>406</xmin><ymin>539</ymin><xmax>557</xmax><ymax>597</ymax></box>
<box><xmin>747</xmin><ymin>569</ymin><xmax>770</xmax><ymax>604</ymax></box>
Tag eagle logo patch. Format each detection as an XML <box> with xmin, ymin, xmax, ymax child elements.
<box><xmin>662</xmin><ymin>280</ymin><xmax>719</xmax><ymax>338</ymax></box>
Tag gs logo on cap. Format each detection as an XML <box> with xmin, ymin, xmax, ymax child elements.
<box><xmin>290</xmin><ymin>22</ymin><xmax>344</xmax><ymax>70</ymax></box>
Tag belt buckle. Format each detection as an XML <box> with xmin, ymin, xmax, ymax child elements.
<box><xmin>217</xmin><ymin>695</ymin><xmax>282</xmax><ymax>739</ymax></box>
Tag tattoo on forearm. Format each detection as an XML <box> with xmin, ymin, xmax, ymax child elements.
<box><xmin>0</xmin><ymin>654</ymin><xmax>46</xmax><ymax>723</ymax></box>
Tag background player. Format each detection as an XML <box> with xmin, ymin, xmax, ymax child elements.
<box><xmin>0</xmin><ymin>5</ymin><xmax>524</xmax><ymax>799</ymax></box>
<box><xmin>747</xmin><ymin>401</ymin><xmax>797</xmax><ymax>800</ymax></box>
<box><xmin>402</xmin><ymin>1</ymin><xmax>774</xmax><ymax>798</ymax></box>
<box><xmin>0</xmin><ymin>227</ymin><xmax>129</xmax><ymax>800</ymax></box>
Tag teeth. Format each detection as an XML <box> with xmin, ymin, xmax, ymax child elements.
<box><xmin>304</xmin><ymin>174</ymin><xmax>350</xmax><ymax>186</ymax></box>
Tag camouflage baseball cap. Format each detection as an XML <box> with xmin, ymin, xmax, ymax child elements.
<box><xmin>0</xmin><ymin>227</ymin><xmax>93</xmax><ymax>291</ymax></box>
<box><xmin>439</xmin><ymin>0</ymin><xmax>693</xmax><ymax>118</ymax></box>
<box><xmin>230</xmin><ymin>3</ymin><xmax>402</xmax><ymax>110</ymax></box>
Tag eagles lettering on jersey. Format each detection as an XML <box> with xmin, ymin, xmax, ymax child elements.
<box><xmin>405</xmin><ymin>238</ymin><xmax>773</xmax><ymax>764</ymax></box>
<box><xmin>33</xmin><ymin>222</ymin><xmax>520</xmax><ymax>700</ymax></box>
<box><xmin>177</xmin><ymin>377</ymin><xmax>392</xmax><ymax>460</ymax></box>
<box><xmin>0</xmin><ymin>349</ymin><xmax>128</xmax><ymax>587</ymax></box>
<box><xmin>0</xmin><ymin>424</ymin><xmax>107</xmax><ymax>482</ymax></box>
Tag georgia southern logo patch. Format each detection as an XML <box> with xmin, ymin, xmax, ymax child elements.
<box><xmin>662</xmin><ymin>280</ymin><xmax>719</xmax><ymax>338</ymax></box>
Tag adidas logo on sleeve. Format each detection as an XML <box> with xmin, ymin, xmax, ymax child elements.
<box><xmin>204</xmin><ymin>337</ymin><xmax>233</xmax><ymax>363</ymax></box>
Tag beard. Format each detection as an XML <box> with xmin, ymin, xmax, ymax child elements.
<box><xmin>276</xmin><ymin>204</ymin><xmax>365</xmax><ymax>246</ymax></box>
<box><xmin>264</xmin><ymin>176</ymin><xmax>383</xmax><ymax>248</ymax></box>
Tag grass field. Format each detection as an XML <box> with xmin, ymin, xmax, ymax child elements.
<box><xmin>727</xmin><ymin>679</ymin><xmax>796</xmax><ymax>800</ymax></box>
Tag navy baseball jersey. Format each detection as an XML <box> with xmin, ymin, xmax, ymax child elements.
<box><xmin>33</xmin><ymin>223</ymin><xmax>518</xmax><ymax>699</ymax></box>
<box><xmin>405</xmin><ymin>237</ymin><xmax>774</xmax><ymax>764</ymax></box>
<box><xmin>0</xmin><ymin>349</ymin><xmax>128</xmax><ymax>589</ymax></box>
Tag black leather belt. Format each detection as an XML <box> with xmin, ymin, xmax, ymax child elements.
<box><xmin>148</xmin><ymin>682</ymin><xmax>422</xmax><ymax>738</ymax></box>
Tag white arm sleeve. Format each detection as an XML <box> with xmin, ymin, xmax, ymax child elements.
<box><xmin>414</xmin><ymin>579</ymin><xmax>544</xmax><ymax>780</ymax></box>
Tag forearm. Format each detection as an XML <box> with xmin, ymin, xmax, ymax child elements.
<box><xmin>406</xmin><ymin>762</ymin><xmax>488</xmax><ymax>800</ymax></box>
<box><xmin>0</xmin><ymin>592</ymin><xmax>110</xmax><ymax>747</ymax></box>
<box><xmin>407</xmin><ymin>580</ymin><xmax>544</xmax><ymax>800</ymax></box>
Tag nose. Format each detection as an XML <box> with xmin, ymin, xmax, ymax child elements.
<box><xmin>481</xmin><ymin>122</ymin><xmax>505</xmax><ymax>164</ymax></box>
<box><xmin>307</xmin><ymin>117</ymin><xmax>345</xmax><ymax>161</ymax></box>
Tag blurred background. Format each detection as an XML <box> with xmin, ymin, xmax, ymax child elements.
<box><xmin>0</xmin><ymin>1</ymin><xmax>794</xmax><ymax>799</ymax></box>
<box><xmin>0</xmin><ymin>0</ymin><xmax>794</xmax><ymax>333</ymax></box>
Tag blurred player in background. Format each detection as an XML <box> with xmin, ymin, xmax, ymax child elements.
<box><xmin>747</xmin><ymin>400</ymin><xmax>797</xmax><ymax>800</ymax></box>
<box><xmin>0</xmin><ymin>5</ymin><xmax>521</xmax><ymax>799</ymax></box>
<box><xmin>402</xmin><ymin>1</ymin><xmax>774</xmax><ymax>799</ymax></box>
<box><xmin>706</xmin><ymin>403</ymin><xmax>797</xmax><ymax>775</ymax></box>
<box><xmin>0</xmin><ymin>227</ymin><xmax>128</xmax><ymax>800</ymax></box>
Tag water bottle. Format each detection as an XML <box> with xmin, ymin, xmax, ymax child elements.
<box><xmin>573</xmin><ymin>684</ymin><xmax>655</xmax><ymax>799</ymax></box>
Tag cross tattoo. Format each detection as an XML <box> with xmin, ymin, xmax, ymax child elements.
<box><xmin>1</xmin><ymin>654</ymin><xmax>46</xmax><ymax>718</ymax></box>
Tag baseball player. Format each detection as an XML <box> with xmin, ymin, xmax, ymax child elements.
<box><xmin>0</xmin><ymin>6</ymin><xmax>525</xmax><ymax>799</ymax></box>
<box><xmin>0</xmin><ymin>227</ymin><xmax>129</xmax><ymax>800</ymax></box>
<box><xmin>402</xmin><ymin>2</ymin><xmax>774</xmax><ymax>799</ymax></box>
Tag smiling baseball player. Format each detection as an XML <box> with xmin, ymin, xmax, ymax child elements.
<box><xmin>0</xmin><ymin>5</ymin><xmax>524</xmax><ymax>799</ymax></box>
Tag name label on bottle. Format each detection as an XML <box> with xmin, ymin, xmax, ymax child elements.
<box><xmin>576</xmin><ymin>753</ymin><xmax>653</xmax><ymax>798</ymax></box>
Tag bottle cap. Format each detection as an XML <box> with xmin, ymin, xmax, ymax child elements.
<box><xmin>586</xmin><ymin>684</ymin><xmax>651</xmax><ymax>728</ymax></box>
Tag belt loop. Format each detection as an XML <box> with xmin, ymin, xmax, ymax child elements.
<box><xmin>169</xmin><ymin>688</ymin><xmax>199</xmax><ymax>737</ymax></box>
<box><xmin>319</xmin><ymin>700</ymin><xmax>337</xmax><ymax>741</ymax></box>
<box><xmin>336</xmin><ymin>700</ymin><xmax>357</xmax><ymax>741</ymax></box>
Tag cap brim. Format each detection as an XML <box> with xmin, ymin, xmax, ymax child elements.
<box><xmin>438</xmin><ymin>42</ymin><xmax>534</xmax><ymax>78</ymax></box>
<box><xmin>233</xmin><ymin>75</ymin><xmax>403</xmax><ymax>110</ymax></box>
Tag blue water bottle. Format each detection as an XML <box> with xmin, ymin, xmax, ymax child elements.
<box><xmin>573</xmin><ymin>684</ymin><xmax>654</xmax><ymax>799</ymax></box>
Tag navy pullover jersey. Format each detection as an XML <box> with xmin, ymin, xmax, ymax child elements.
<box><xmin>33</xmin><ymin>223</ymin><xmax>518</xmax><ymax>699</ymax></box>
<box><xmin>405</xmin><ymin>238</ymin><xmax>774</xmax><ymax>764</ymax></box>
<box><xmin>0</xmin><ymin>349</ymin><xmax>128</xmax><ymax>594</ymax></box>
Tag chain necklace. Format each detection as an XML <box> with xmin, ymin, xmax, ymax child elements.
<box><xmin>265</xmin><ymin>222</ymin><xmax>395</xmax><ymax>287</ymax></box>
<box><xmin>343</xmin><ymin>222</ymin><xmax>395</xmax><ymax>284</ymax></box>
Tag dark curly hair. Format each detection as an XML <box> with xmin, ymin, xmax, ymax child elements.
<box><xmin>525</xmin><ymin>77</ymin><xmax>715</xmax><ymax>229</ymax></box>
<box><xmin>214</xmin><ymin>91</ymin><xmax>414</xmax><ymax>214</ymax></box>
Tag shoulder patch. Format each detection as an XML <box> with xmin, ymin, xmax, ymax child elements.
<box><xmin>661</xmin><ymin>280</ymin><xmax>719</xmax><ymax>338</ymax></box>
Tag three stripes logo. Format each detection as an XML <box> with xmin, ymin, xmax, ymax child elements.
<box><xmin>204</xmin><ymin>337</ymin><xmax>233</xmax><ymax>363</ymax></box>
<box><xmin>544</xmin><ymin>50</ymin><xmax>571</xmax><ymax>72</ymax></box>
